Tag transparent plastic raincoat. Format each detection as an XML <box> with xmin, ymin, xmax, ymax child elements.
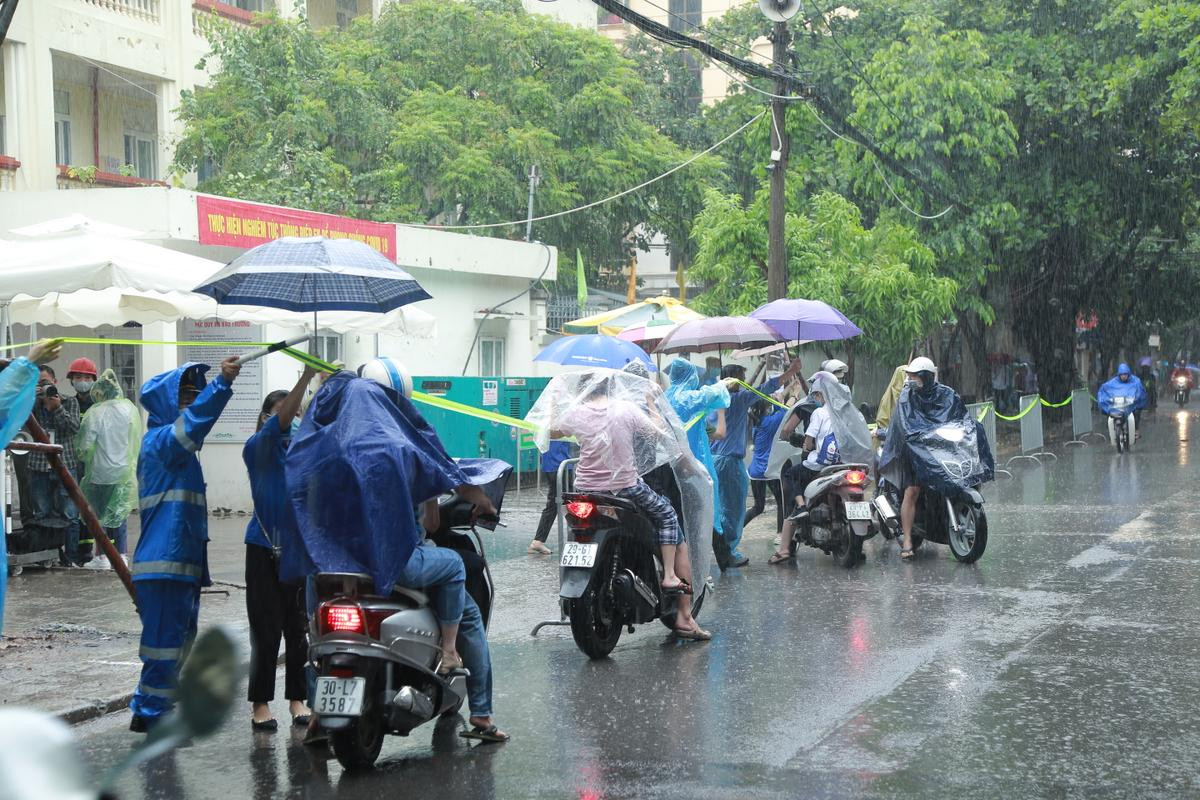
<box><xmin>809</xmin><ymin>371</ymin><xmax>875</xmax><ymax>468</ymax></box>
<box><xmin>664</xmin><ymin>358</ymin><xmax>730</xmax><ymax>533</ymax></box>
<box><xmin>76</xmin><ymin>370</ymin><xmax>142</xmax><ymax>528</ymax></box>
<box><xmin>526</xmin><ymin>368</ymin><xmax>713</xmax><ymax>585</ymax></box>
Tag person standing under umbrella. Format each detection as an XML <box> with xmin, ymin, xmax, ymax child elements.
<box><xmin>243</xmin><ymin>366</ymin><xmax>319</xmax><ymax>731</ymax></box>
<box><xmin>710</xmin><ymin>358</ymin><xmax>803</xmax><ymax>567</ymax></box>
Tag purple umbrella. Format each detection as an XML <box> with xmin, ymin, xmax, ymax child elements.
<box><xmin>749</xmin><ymin>298</ymin><xmax>862</xmax><ymax>341</ymax></box>
<box><xmin>655</xmin><ymin>316</ymin><xmax>781</xmax><ymax>355</ymax></box>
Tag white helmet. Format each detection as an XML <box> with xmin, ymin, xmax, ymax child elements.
<box><xmin>905</xmin><ymin>356</ymin><xmax>937</xmax><ymax>375</ymax></box>
<box><xmin>359</xmin><ymin>357</ymin><xmax>413</xmax><ymax>399</ymax></box>
<box><xmin>821</xmin><ymin>359</ymin><xmax>849</xmax><ymax>379</ymax></box>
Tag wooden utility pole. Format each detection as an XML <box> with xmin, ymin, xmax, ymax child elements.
<box><xmin>767</xmin><ymin>21</ymin><xmax>791</xmax><ymax>301</ymax></box>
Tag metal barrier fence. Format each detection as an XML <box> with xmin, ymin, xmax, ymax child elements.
<box><xmin>1068</xmin><ymin>388</ymin><xmax>1105</xmax><ymax>445</ymax></box>
<box><xmin>967</xmin><ymin>402</ymin><xmax>1012</xmax><ymax>480</ymax></box>
<box><xmin>530</xmin><ymin>457</ymin><xmax>578</xmax><ymax>636</ymax></box>
<box><xmin>1008</xmin><ymin>394</ymin><xmax>1057</xmax><ymax>468</ymax></box>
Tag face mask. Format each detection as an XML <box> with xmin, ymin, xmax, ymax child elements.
<box><xmin>72</xmin><ymin>380</ymin><xmax>94</xmax><ymax>394</ymax></box>
<box><xmin>290</xmin><ymin>417</ymin><xmax>302</xmax><ymax>434</ymax></box>
<box><xmin>904</xmin><ymin>379</ymin><xmax>919</xmax><ymax>389</ymax></box>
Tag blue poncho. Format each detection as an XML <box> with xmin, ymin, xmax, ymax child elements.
<box><xmin>665</xmin><ymin>358</ymin><xmax>730</xmax><ymax>533</ymax></box>
<box><xmin>879</xmin><ymin>380</ymin><xmax>994</xmax><ymax>494</ymax></box>
<box><xmin>286</xmin><ymin>371</ymin><xmax>471</xmax><ymax>592</ymax></box>
<box><xmin>1097</xmin><ymin>364</ymin><xmax>1148</xmax><ymax>416</ymax></box>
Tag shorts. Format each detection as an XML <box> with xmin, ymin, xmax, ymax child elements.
<box><xmin>615</xmin><ymin>480</ymin><xmax>683</xmax><ymax>546</ymax></box>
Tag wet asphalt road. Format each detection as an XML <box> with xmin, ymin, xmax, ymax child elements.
<box><xmin>76</xmin><ymin>408</ymin><xmax>1200</xmax><ymax>799</ymax></box>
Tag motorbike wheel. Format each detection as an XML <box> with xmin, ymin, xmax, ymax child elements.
<box><xmin>948</xmin><ymin>503</ymin><xmax>988</xmax><ymax>563</ymax></box>
<box><xmin>569</xmin><ymin>586</ymin><xmax>622</xmax><ymax>659</ymax></box>
<box><xmin>831</xmin><ymin>526</ymin><xmax>863</xmax><ymax>568</ymax></box>
<box><xmin>330</xmin><ymin>694</ymin><xmax>385</xmax><ymax>771</ymax></box>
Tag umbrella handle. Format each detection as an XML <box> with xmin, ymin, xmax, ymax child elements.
<box><xmin>233</xmin><ymin>334</ymin><xmax>312</xmax><ymax>366</ymax></box>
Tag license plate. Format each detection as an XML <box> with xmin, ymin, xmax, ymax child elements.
<box><xmin>844</xmin><ymin>502</ymin><xmax>872</xmax><ymax>521</ymax></box>
<box><xmin>314</xmin><ymin>677</ymin><xmax>365</xmax><ymax>717</ymax></box>
<box><xmin>560</xmin><ymin>542</ymin><xmax>598</xmax><ymax>568</ymax></box>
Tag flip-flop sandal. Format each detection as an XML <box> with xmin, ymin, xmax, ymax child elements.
<box><xmin>900</xmin><ymin>548</ymin><xmax>915</xmax><ymax>560</ymax></box>
<box><xmin>767</xmin><ymin>552</ymin><xmax>793</xmax><ymax>565</ymax></box>
<box><xmin>460</xmin><ymin>724</ymin><xmax>511</xmax><ymax>744</ymax></box>
<box><xmin>672</xmin><ymin>626</ymin><xmax>712</xmax><ymax>641</ymax></box>
<box><xmin>661</xmin><ymin>580</ymin><xmax>693</xmax><ymax>596</ymax></box>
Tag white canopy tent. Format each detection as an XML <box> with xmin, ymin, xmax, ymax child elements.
<box><xmin>0</xmin><ymin>223</ymin><xmax>436</xmax><ymax>336</ymax></box>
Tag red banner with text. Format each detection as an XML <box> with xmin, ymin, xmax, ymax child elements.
<box><xmin>196</xmin><ymin>195</ymin><xmax>397</xmax><ymax>259</ymax></box>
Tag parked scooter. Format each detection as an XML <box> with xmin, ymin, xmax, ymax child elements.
<box><xmin>873</xmin><ymin>478</ymin><xmax>989</xmax><ymax>562</ymax></box>
<box><xmin>787</xmin><ymin>463</ymin><xmax>876</xmax><ymax>568</ymax></box>
<box><xmin>559</xmin><ymin>488</ymin><xmax>706</xmax><ymax>659</ymax></box>
<box><xmin>308</xmin><ymin>464</ymin><xmax>508</xmax><ymax>771</ymax></box>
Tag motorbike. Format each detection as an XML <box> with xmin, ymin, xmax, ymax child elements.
<box><xmin>559</xmin><ymin>487</ymin><xmax>707</xmax><ymax>659</ymax></box>
<box><xmin>308</xmin><ymin>466</ymin><xmax>508</xmax><ymax>771</ymax></box>
<box><xmin>787</xmin><ymin>462</ymin><xmax>877</xmax><ymax>568</ymax></box>
<box><xmin>1173</xmin><ymin>376</ymin><xmax>1190</xmax><ymax>406</ymax></box>
<box><xmin>1108</xmin><ymin>409</ymin><xmax>1134</xmax><ymax>454</ymax></box>
<box><xmin>873</xmin><ymin>479</ymin><xmax>989</xmax><ymax>563</ymax></box>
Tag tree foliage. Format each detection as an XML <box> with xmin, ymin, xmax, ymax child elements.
<box><xmin>175</xmin><ymin>0</ymin><xmax>721</xmax><ymax>289</ymax></box>
<box><xmin>690</xmin><ymin>189</ymin><xmax>956</xmax><ymax>365</ymax></box>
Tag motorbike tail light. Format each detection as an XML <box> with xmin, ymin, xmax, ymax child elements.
<box><xmin>330</xmin><ymin>666</ymin><xmax>356</xmax><ymax>678</ymax></box>
<box><xmin>321</xmin><ymin>604</ymin><xmax>365</xmax><ymax>635</ymax></box>
<box><xmin>566</xmin><ymin>501</ymin><xmax>596</xmax><ymax>520</ymax></box>
<box><xmin>844</xmin><ymin>470</ymin><xmax>867</xmax><ymax>486</ymax></box>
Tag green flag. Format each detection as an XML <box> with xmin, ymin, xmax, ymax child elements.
<box><xmin>576</xmin><ymin>249</ymin><xmax>588</xmax><ymax>310</ymax></box>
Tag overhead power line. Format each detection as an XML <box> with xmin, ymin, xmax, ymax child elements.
<box><xmin>401</xmin><ymin>111</ymin><xmax>766</xmax><ymax>231</ymax></box>
<box><xmin>588</xmin><ymin>0</ymin><xmax>968</xmax><ymax>214</ymax></box>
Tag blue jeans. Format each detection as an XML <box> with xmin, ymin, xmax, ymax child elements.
<box><xmin>29</xmin><ymin>470</ymin><xmax>81</xmax><ymax>564</ymax></box>
<box><xmin>106</xmin><ymin>521</ymin><xmax>128</xmax><ymax>556</ymax></box>
<box><xmin>457</xmin><ymin>594</ymin><xmax>492</xmax><ymax>718</ymax></box>
<box><xmin>396</xmin><ymin>544</ymin><xmax>466</xmax><ymax>626</ymax></box>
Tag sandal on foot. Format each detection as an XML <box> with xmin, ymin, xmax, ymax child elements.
<box><xmin>900</xmin><ymin>547</ymin><xmax>915</xmax><ymax>560</ymax></box>
<box><xmin>672</xmin><ymin>626</ymin><xmax>712</xmax><ymax>641</ymax></box>
<box><xmin>251</xmin><ymin>718</ymin><xmax>279</xmax><ymax>732</ymax></box>
<box><xmin>661</xmin><ymin>579</ymin><xmax>693</xmax><ymax>596</ymax></box>
<box><xmin>460</xmin><ymin>724</ymin><xmax>510</xmax><ymax>744</ymax></box>
<box><xmin>768</xmin><ymin>552</ymin><xmax>793</xmax><ymax>565</ymax></box>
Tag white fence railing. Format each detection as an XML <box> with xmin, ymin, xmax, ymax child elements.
<box><xmin>81</xmin><ymin>0</ymin><xmax>161</xmax><ymax>23</ymax></box>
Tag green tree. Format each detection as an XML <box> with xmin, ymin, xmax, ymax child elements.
<box><xmin>690</xmin><ymin>188</ymin><xmax>957</xmax><ymax>377</ymax></box>
<box><xmin>174</xmin><ymin>0</ymin><xmax>721</xmax><ymax>290</ymax></box>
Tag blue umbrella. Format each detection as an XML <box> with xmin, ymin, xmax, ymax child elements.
<box><xmin>535</xmin><ymin>334</ymin><xmax>657</xmax><ymax>372</ymax></box>
<box><xmin>193</xmin><ymin>237</ymin><xmax>431</xmax><ymax>313</ymax></box>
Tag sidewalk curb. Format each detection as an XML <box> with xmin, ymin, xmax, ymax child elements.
<box><xmin>58</xmin><ymin>693</ymin><xmax>136</xmax><ymax>726</ymax></box>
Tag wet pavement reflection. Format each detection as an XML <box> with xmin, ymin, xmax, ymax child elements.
<box><xmin>77</xmin><ymin>407</ymin><xmax>1200</xmax><ymax>798</ymax></box>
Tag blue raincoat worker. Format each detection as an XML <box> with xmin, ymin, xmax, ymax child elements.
<box><xmin>128</xmin><ymin>356</ymin><xmax>242</xmax><ymax>733</ymax></box>
<box><xmin>0</xmin><ymin>340</ymin><xmax>62</xmax><ymax>636</ymax></box>
<box><xmin>1098</xmin><ymin>362</ymin><xmax>1148</xmax><ymax>445</ymax></box>
<box><xmin>710</xmin><ymin>358</ymin><xmax>804</xmax><ymax>567</ymax></box>
<box><xmin>664</xmin><ymin>359</ymin><xmax>731</xmax><ymax>558</ymax></box>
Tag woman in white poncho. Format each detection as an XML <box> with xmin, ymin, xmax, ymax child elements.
<box><xmin>76</xmin><ymin>369</ymin><xmax>142</xmax><ymax>568</ymax></box>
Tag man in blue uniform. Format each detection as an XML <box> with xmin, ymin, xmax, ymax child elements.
<box><xmin>129</xmin><ymin>356</ymin><xmax>241</xmax><ymax>733</ymax></box>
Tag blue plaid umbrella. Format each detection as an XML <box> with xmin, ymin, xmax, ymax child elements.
<box><xmin>193</xmin><ymin>237</ymin><xmax>431</xmax><ymax>313</ymax></box>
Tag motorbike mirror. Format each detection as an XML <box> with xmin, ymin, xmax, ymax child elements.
<box><xmin>98</xmin><ymin>628</ymin><xmax>242</xmax><ymax>793</ymax></box>
<box><xmin>935</xmin><ymin>425</ymin><xmax>966</xmax><ymax>443</ymax></box>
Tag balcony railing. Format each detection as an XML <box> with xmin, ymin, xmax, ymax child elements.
<box><xmin>56</xmin><ymin>165</ymin><xmax>167</xmax><ymax>190</ymax></box>
<box><xmin>80</xmin><ymin>0</ymin><xmax>161</xmax><ymax>23</ymax></box>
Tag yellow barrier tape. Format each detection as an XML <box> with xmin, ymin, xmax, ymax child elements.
<box><xmin>411</xmin><ymin>390</ymin><xmax>540</xmax><ymax>433</ymax></box>
<box><xmin>977</xmin><ymin>405</ymin><xmax>991</xmax><ymax>422</ymax></box>
<box><xmin>684</xmin><ymin>412</ymin><xmax>705</xmax><ymax>431</ymax></box>
<box><xmin>733</xmin><ymin>379</ymin><xmax>789</xmax><ymax>409</ymax></box>
<box><xmin>993</xmin><ymin>401</ymin><xmax>1038</xmax><ymax>422</ymax></box>
<box><xmin>1040</xmin><ymin>395</ymin><xmax>1073</xmax><ymax>408</ymax></box>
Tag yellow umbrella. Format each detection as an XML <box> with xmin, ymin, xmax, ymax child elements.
<box><xmin>563</xmin><ymin>295</ymin><xmax>705</xmax><ymax>336</ymax></box>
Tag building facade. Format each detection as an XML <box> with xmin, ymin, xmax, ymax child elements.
<box><xmin>0</xmin><ymin>0</ymin><xmax>594</xmax><ymax>195</ymax></box>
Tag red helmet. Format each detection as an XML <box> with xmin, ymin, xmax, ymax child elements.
<box><xmin>66</xmin><ymin>357</ymin><xmax>98</xmax><ymax>378</ymax></box>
